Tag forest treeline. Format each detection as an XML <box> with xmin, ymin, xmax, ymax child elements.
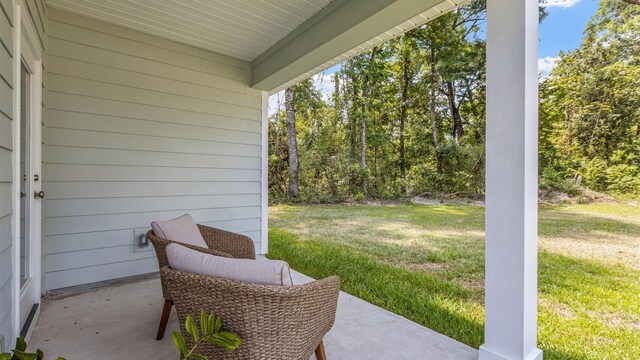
<box><xmin>268</xmin><ymin>0</ymin><xmax>640</xmax><ymax>202</ymax></box>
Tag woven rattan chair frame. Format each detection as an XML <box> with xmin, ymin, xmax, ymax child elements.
<box><xmin>162</xmin><ymin>266</ymin><xmax>340</xmax><ymax>360</ymax></box>
<box><xmin>148</xmin><ymin>224</ymin><xmax>256</xmax><ymax>340</ymax></box>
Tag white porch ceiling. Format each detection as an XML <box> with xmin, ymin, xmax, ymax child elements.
<box><xmin>45</xmin><ymin>0</ymin><xmax>333</xmax><ymax>62</ymax></box>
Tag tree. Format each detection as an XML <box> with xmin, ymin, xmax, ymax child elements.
<box><xmin>284</xmin><ymin>87</ymin><xmax>300</xmax><ymax>198</ymax></box>
<box><xmin>393</xmin><ymin>35</ymin><xmax>419</xmax><ymax>178</ymax></box>
<box><xmin>539</xmin><ymin>0</ymin><xmax>640</xmax><ymax>194</ymax></box>
<box><xmin>267</xmin><ymin>0</ymin><xmax>640</xmax><ymax>201</ymax></box>
<box><xmin>427</xmin><ymin>45</ymin><xmax>439</xmax><ymax>147</ymax></box>
<box><xmin>359</xmin><ymin>47</ymin><xmax>379</xmax><ymax>195</ymax></box>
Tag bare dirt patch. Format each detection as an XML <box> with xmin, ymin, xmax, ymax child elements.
<box><xmin>540</xmin><ymin>297</ymin><xmax>578</xmax><ymax>320</ymax></box>
<box><xmin>588</xmin><ymin>311</ymin><xmax>640</xmax><ymax>331</ymax></box>
<box><xmin>397</xmin><ymin>261</ymin><xmax>449</xmax><ymax>272</ymax></box>
<box><xmin>459</xmin><ymin>279</ymin><xmax>485</xmax><ymax>291</ymax></box>
<box><xmin>411</xmin><ymin>196</ymin><xmax>484</xmax><ymax>207</ymax></box>
<box><xmin>539</xmin><ymin>235</ymin><xmax>640</xmax><ymax>269</ymax></box>
<box><xmin>538</xmin><ymin>187</ymin><xmax>619</xmax><ymax>205</ymax></box>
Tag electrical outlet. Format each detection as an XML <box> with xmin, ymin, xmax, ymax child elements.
<box><xmin>133</xmin><ymin>228</ymin><xmax>153</xmax><ymax>253</ymax></box>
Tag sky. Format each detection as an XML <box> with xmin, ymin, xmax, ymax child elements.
<box><xmin>269</xmin><ymin>0</ymin><xmax>600</xmax><ymax>114</ymax></box>
<box><xmin>538</xmin><ymin>0</ymin><xmax>600</xmax><ymax>76</ymax></box>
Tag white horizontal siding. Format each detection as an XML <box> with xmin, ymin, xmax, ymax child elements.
<box><xmin>44</xmin><ymin>165</ymin><xmax>260</xmax><ymax>182</ymax></box>
<box><xmin>44</xmin><ymin>219</ymin><xmax>260</xmax><ymax>255</ymax></box>
<box><xmin>0</xmin><ymin>7</ymin><xmax>13</xmax><ymax>58</ymax></box>
<box><xmin>45</xmin><ymin>146</ymin><xmax>261</xmax><ymax>169</ymax></box>
<box><xmin>45</xmin><ymin>127</ymin><xmax>260</xmax><ymax>158</ymax></box>
<box><xmin>44</xmin><ymin>8</ymin><xmax>264</xmax><ymax>290</ymax></box>
<box><xmin>0</xmin><ymin>76</ymin><xmax>12</xmax><ymax>119</ymax></box>
<box><xmin>0</xmin><ymin>272</ymin><xmax>12</xmax><ymax>341</ymax></box>
<box><xmin>48</xmin><ymin>16</ymin><xmax>248</xmax><ymax>80</ymax></box>
<box><xmin>0</xmin><ymin>246</ymin><xmax>12</xmax><ymax>295</ymax></box>
<box><xmin>45</xmin><ymin>257</ymin><xmax>159</xmax><ymax>290</ymax></box>
<box><xmin>0</xmin><ymin>40</ymin><xmax>12</xmax><ymax>88</ymax></box>
<box><xmin>0</xmin><ymin>183</ymin><xmax>11</xmax><ymax>218</ymax></box>
<box><xmin>46</xmin><ymin>108</ymin><xmax>260</xmax><ymax>135</ymax></box>
<box><xmin>46</xmin><ymin>38</ymin><xmax>255</xmax><ymax>96</ymax></box>
<box><xmin>47</xmin><ymin>55</ymin><xmax>259</xmax><ymax>108</ymax></box>
<box><xmin>47</xmin><ymin>74</ymin><xmax>260</xmax><ymax>121</ymax></box>
<box><xmin>45</xmin><ymin>207</ymin><xmax>261</xmax><ymax>236</ymax></box>
<box><xmin>45</xmin><ymin>194</ymin><xmax>261</xmax><ymax>218</ymax></box>
<box><xmin>24</xmin><ymin>0</ymin><xmax>47</xmax><ymax>51</ymax></box>
<box><xmin>0</xmin><ymin>0</ymin><xmax>13</xmax><ymax>24</ymax></box>
<box><xmin>43</xmin><ymin>181</ymin><xmax>261</xmax><ymax>200</ymax></box>
<box><xmin>46</xmin><ymin>92</ymin><xmax>261</xmax><ymax>138</ymax></box>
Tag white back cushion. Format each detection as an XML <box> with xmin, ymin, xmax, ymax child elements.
<box><xmin>151</xmin><ymin>214</ymin><xmax>207</xmax><ymax>248</ymax></box>
<box><xmin>166</xmin><ymin>243</ymin><xmax>294</xmax><ymax>286</ymax></box>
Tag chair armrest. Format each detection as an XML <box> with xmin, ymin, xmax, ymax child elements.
<box><xmin>197</xmin><ymin>224</ymin><xmax>256</xmax><ymax>260</ymax></box>
<box><xmin>161</xmin><ymin>266</ymin><xmax>340</xmax><ymax>359</ymax></box>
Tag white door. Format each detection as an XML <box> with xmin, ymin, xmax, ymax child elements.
<box><xmin>17</xmin><ymin>14</ymin><xmax>43</xmax><ymax>338</ymax></box>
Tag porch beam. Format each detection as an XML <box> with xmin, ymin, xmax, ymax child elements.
<box><xmin>480</xmin><ymin>0</ymin><xmax>541</xmax><ymax>359</ymax></box>
<box><xmin>250</xmin><ymin>0</ymin><xmax>458</xmax><ymax>91</ymax></box>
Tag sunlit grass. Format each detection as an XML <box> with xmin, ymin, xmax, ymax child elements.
<box><xmin>267</xmin><ymin>202</ymin><xmax>640</xmax><ymax>360</ymax></box>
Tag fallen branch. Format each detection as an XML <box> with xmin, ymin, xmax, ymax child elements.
<box><xmin>414</xmin><ymin>191</ymin><xmax>484</xmax><ymax>200</ymax></box>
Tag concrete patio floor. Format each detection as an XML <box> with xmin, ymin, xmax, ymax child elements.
<box><xmin>29</xmin><ymin>270</ymin><xmax>478</xmax><ymax>359</ymax></box>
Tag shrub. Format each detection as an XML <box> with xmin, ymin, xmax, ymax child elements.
<box><xmin>582</xmin><ymin>158</ymin><xmax>608</xmax><ymax>192</ymax></box>
<box><xmin>173</xmin><ymin>310</ymin><xmax>242</xmax><ymax>360</ymax></box>
<box><xmin>540</xmin><ymin>167</ymin><xmax>581</xmax><ymax>197</ymax></box>
<box><xmin>0</xmin><ymin>337</ymin><xmax>65</xmax><ymax>360</ymax></box>
<box><xmin>605</xmin><ymin>164</ymin><xmax>640</xmax><ymax>195</ymax></box>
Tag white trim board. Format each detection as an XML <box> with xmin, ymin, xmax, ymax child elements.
<box><xmin>12</xmin><ymin>2</ymin><xmax>44</xmax><ymax>345</ymax></box>
<box><xmin>10</xmin><ymin>1</ymin><xmax>21</xmax><ymax>348</ymax></box>
<box><xmin>260</xmin><ymin>91</ymin><xmax>268</xmax><ymax>255</ymax></box>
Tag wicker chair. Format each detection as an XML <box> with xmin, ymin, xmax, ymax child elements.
<box><xmin>161</xmin><ymin>266</ymin><xmax>340</xmax><ymax>360</ymax></box>
<box><xmin>147</xmin><ymin>224</ymin><xmax>256</xmax><ymax>340</ymax></box>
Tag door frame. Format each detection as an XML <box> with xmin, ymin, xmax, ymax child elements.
<box><xmin>12</xmin><ymin>2</ymin><xmax>43</xmax><ymax>343</ymax></box>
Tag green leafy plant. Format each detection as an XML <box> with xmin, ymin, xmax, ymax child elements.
<box><xmin>172</xmin><ymin>310</ymin><xmax>242</xmax><ymax>360</ymax></box>
<box><xmin>0</xmin><ymin>337</ymin><xmax>65</xmax><ymax>360</ymax></box>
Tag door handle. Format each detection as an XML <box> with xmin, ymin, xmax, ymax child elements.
<box><xmin>34</xmin><ymin>191</ymin><xmax>45</xmax><ymax>199</ymax></box>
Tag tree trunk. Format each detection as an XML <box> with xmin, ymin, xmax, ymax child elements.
<box><xmin>348</xmin><ymin>77</ymin><xmax>358</xmax><ymax>192</ymax></box>
<box><xmin>334</xmin><ymin>72</ymin><xmax>340</xmax><ymax>103</ymax></box>
<box><xmin>399</xmin><ymin>53</ymin><xmax>410</xmax><ymax>176</ymax></box>
<box><xmin>360</xmin><ymin>47</ymin><xmax>379</xmax><ymax>196</ymax></box>
<box><xmin>622</xmin><ymin>0</ymin><xmax>640</xmax><ymax>5</ymax></box>
<box><xmin>284</xmin><ymin>87</ymin><xmax>300</xmax><ymax>198</ymax></box>
<box><xmin>429</xmin><ymin>47</ymin><xmax>439</xmax><ymax>148</ymax></box>
<box><xmin>349</xmin><ymin>81</ymin><xmax>358</xmax><ymax>161</ymax></box>
<box><xmin>446</xmin><ymin>81</ymin><xmax>464</xmax><ymax>139</ymax></box>
<box><xmin>333</xmin><ymin>72</ymin><xmax>341</xmax><ymax>123</ymax></box>
<box><xmin>360</xmin><ymin>96</ymin><xmax>367</xmax><ymax>196</ymax></box>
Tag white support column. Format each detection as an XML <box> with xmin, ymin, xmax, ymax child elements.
<box><xmin>480</xmin><ymin>0</ymin><xmax>541</xmax><ymax>359</ymax></box>
<box><xmin>260</xmin><ymin>91</ymin><xmax>269</xmax><ymax>255</ymax></box>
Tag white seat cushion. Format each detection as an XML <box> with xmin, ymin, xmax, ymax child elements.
<box><xmin>166</xmin><ymin>243</ymin><xmax>294</xmax><ymax>286</ymax></box>
<box><xmin>151</xmin><ymin>214</ymin><xmax>207</xmax><ymax>248</ymax></box>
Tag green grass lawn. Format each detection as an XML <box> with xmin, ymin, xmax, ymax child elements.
<box><xmin>266</xmin><ymin>201</ymin><xmax>640</xmax><ymax>360</ymax></box>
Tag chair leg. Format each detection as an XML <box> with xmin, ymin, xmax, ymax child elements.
<box><xmin>156</xmin><ymin>299</ymin><xmax>173</xmax><ymax>340</ymax></box>
<box><xmin>315</xmin><ymin>340</ymin><xmax>326</xmax><ymax>360</ymax></box>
